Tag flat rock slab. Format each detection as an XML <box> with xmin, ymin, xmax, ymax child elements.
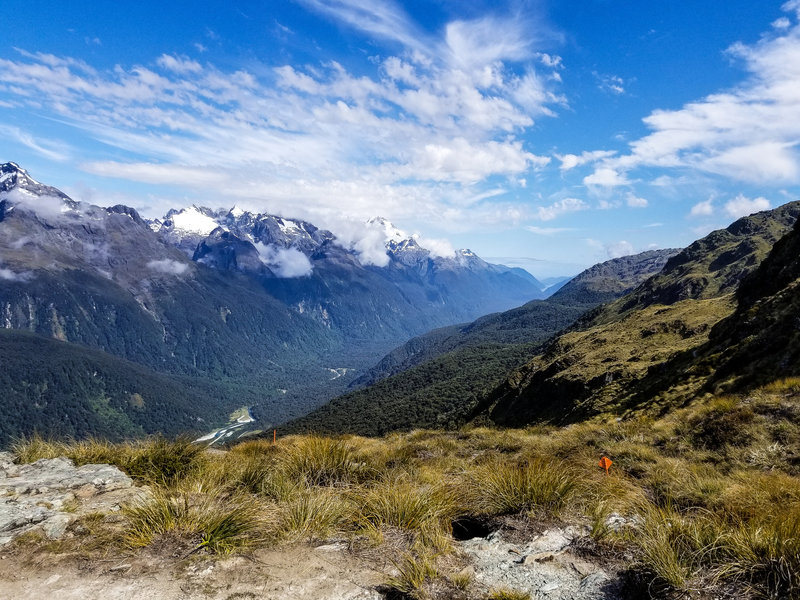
<box><xmin>460</xmin><ymin>526</ymin><xmax>621</xmax><ymax>600</ymax></box>
<box><xmin>0</xmin><ymin>453</ymin><xmax>138</xmax><ymax>546</ymax></box>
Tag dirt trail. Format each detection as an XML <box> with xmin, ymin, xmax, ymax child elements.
<box><xmin>0</xmin><ymin>544</ymin><xmax>384</xmax><ymax>600</ymax></box>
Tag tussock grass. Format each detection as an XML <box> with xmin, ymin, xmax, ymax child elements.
<box><xmin>719</xmin><ymin>509</ymin><xmax>800</xmax><ymax>597</ymax></box>
<box><xmin>10</xmin><ymin>379</ymin><xmax>800</xmax><ymax>596</ymax></box>
<box><xmin>468</xmin><ymin>457</ymin><xmax>579</xmax><ymax>516</ymax></box>
<box><xmin>279</xmin><ymin>435</ymin><xmax>373</xmax><ymax>486</ymax></box>
<box><xmin>13</xmin><ymin>434</ymin><xmax>206</xmax><ymax>485</ymax></box>
<box><xmin>631</xmin><ymin>504</ymin><xmax>722</xmax><ymax>591</ymax></box>
<box><xmin>356</xmin><ymin>476</ymin><xmax>459</xmax><ymax>551</ymax></box>
<box><xmin>358</xmin><ymin>478</ymin><xmax>457</xmax><ymax>530</ymax></box>
<box><xmin>384</xmin><ymin>552</ymin><xmax>439</xmax><ymax>599</ymax></box>
<box><xmin>124</xmin><ymin>489</ymin><xmax>264</xmax><ymax>554</ymax></box>
<box><xmin>279</xmin><ymin>488</ymin><xmax>353</xmax><ymax>541</ymax></box>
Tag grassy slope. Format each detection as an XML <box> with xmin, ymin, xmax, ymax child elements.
<box><xmin>280</xmin><ymin>251</ymin><xmax>678</xmax><ymax>436</ymax></box>
<box><xmin>485</xmin><ymin>201</ymin><xmax>800</xmax><ymax>427</ymax></box>
<box><xmin>13</xmin><ymin>377</ymin><xmax>800</xmax><ymax>599</ymax></box>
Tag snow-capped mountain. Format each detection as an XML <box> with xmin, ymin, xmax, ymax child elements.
<box><xmin>0</xmin><ymin>163</ymin><xmax>545</xmax><ymax>438</ymax></box>
<box><xmin>148</xmin><ymin>206</ymin><xmax>525</xmax><ymax>283</ymax></box>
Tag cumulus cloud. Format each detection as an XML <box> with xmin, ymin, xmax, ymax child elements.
<box><xmin>591</xmin><ymin>5</ymin><xmax>800</xmax><ymax>185</ymax></box>
<box><xmin>583</xmin><ymin>167</ymin><xmax>630</xmax><ymax>187</ymax></box>
<box><xmin>147</xmin><ymin>258</ymin><xmax>189</xmax><ymax>275</ymax></box>
<box><xmin>557</xmin><ymin>150</ymin><xmax>616</xmax><ymax>171</ymax></box>
<box><xmin>0</xmin><ymin>2</ymin><xmax>565</xmax><ymax>233</ymax></box>
<box><xmin>254</xmin><ymin>243</ymin><xmax>313</xmax><ymax>277</ymax></box>
<box><xmin>724</xmin><ymin>194</ymin><xmax>770</xmax><ymax>218</ymax></box>
<box><xmin>605</xmin><ymin>240</ymin><xmax>634</xmax><ymax>258</ymax></box>
<box><xmin>626</xmin><ymin>192</ymin><xmax>648</xmax><ymax>208</ymax></box>
<box><xmin>534</xmin><ymin>197</ymin><xmax>588</xmax><ymax>221</ymax></box>
<box><xmin>689</xmin><ymin>198</ymin><xmax>714</xmax><ymax>217</ymax></box>
<box><xmin>326</xmin><ymin>219</ymin><xmax>389</xmax><ymax>267</ymax></box>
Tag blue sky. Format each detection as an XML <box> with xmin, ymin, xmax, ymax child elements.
<box><xmin>2</xmin><ymin>0</ymin><xmax>799</xmax><ymax>277</ymax></box>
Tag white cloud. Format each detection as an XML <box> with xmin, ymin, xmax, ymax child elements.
<box><xmin>594</xmin><ymin>72</ymin><xmax>625</xmax><ymax>95</ymax></box>
<box><xmin>626</xmin><ymin>192</ymin><xmax>648</xmax><ymax>207</ymax></box>
<box><xmin>156</xmin><ymin>54</ymin><xmax>202</xmax><ymax>74</ymax></box>
<box><xmin>689</xmin><ymin>198</ymin><xmax>714</xmax><ymax>217</ymax></box>
<box><xmin>82</xmin><ymin>161</ymin><xmax>230</xmax><ymax>185</ymax></box>
<box><xmin>583</xmin><ymin>167</ymin><xmax>629</xmax><ymax>187</ymax></box>
<box><xmin>444</xmin><ymin>17</ymin><xmax>532</xmax><ymax>69</ymax></box>
<box><xmin>596</xmin><ymin>198</ymin><xmax>620</xmax><ymax>210</ymax></box>
<box><xmin>534</xmin><ymin>197</ymin><xmax>588</xmax><ymax>221</ymax></box>
<box><xmin>147</xmin><ymin>258</ymin><xmax>189</xmax><ymax>275</ymax></box>
<box><xmin>0</xmin><ymin>265</ymin><xmax>33</xmax><ymax>281</ymax></box>
<box><xmin>593</xmin><ymin>8</ymin><xmax>800</xmax><ymax>185</ymax></box>
<box><xmin>556</xmin><ymin>150</ymin><xmax>616</xmax><ymax>171</ymax></box>
<box><xmin>406</xmin><ymin>138</ymin><xmax>548</xmax><ymax>183</ymax></box>
<box><xmin>0</xmin><ymin>125</ymin><xmax>71</xmax><ymax>162</ymax></box>
<box><xmin>724</xmin><ymin>194</ymin><xmax>770</xmax><ymax>218</ymax></box>
<box><xmin>605</xmin><ymin>240</ymin><xmax>634</xmax><ymax>258</ymax></box>
<box><xmin>773</xmin><ymin>16</ymin><xmax>791</xmax><ymax>29</ymax></box>
<box><xmin>328</xmin><ymin>219</ymin><xmax>391</xmax><ymax>267</ymax></box>
<box><xmin>254</xmin><ymin>243</ymin><xmax>313</xmax><ymax>277</ymax></box>
<box><xmin>0</xmin><ymin>2</ymin><xmax>567</xmax><ymax>237</ymax></box>
<box><xmin>525</xmin><ymin>225</ymin><xmax>575</xmax><ymax>235</ymax></box>
<box><xmin>3</xmin><ymin>189</ymin><xmax>72</xmax><ymax>221</ymax></box>
<box><xmin>415</xmin><ymin>235</ymin><xmax>455</xmax><ymax>258</ymax></box>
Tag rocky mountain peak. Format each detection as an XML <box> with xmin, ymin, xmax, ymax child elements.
<box><xmin>0</xmin><ymin>162</ymin><xmax>72</xmax><ymax>202</ymax></box>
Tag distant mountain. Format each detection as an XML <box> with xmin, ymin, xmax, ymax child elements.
<box><xmin>277</xmin><ymin>249</ymin><xmax>678</xmax><ymax>435</ymax></box>
<box><xmin>0</xmin><ymin>163</ymin><xmax>544</xmax><ymax>442</ymax></box>
<box><xmin>149</xmin><ymin>206</ymin><xmax>546</xmax><ymax>342</ymax></box>
<box><xmin>350</xmin><ymin>250</ymin><xmax>678</xmax><ymax>389</ymax></box>
<box><xmin>481</xmin><ymin>201</ymin><xmax>800</xmax><ymax>427</ymax></box>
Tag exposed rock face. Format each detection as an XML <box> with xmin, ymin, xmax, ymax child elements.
<box><xmin>0</xmin><ymin>452</ymin><xmax>141</xmax><ymax>545</ymax></box>
<box><xmin>460</xmin><ymin>525</ymin><xmax>620</xmax><ymax>599</ymax></box>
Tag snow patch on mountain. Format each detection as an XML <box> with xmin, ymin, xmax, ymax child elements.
<box><xmin>168</xmin><ymin>206</ymin><xmax>220</xmax><ymax>236</ymax></box>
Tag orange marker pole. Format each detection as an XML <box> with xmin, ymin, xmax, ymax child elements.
<box><xmin>273</xmin><ymin>429</ymin><xmax>276</xmax><ymax>444</ymax></box>
<box><xmin>599</xmin><ymin>456</ymin><xmax>613</xmax><ymax>476</ymax></box>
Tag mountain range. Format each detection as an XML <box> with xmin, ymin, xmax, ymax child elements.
<box><xmin>281</xmin><ymin>201</ymin><xmax>800</xmax><ymax>436</ymax></box>
<box><xmin>277</xmin><ymin>248</ymin><xmax>679</xmax><ymax>434</ymax></box>
<box><xmin>0</xmin><ymin>162</ymin><xmax>544</xmax><ymax>445</ymax></box>
<box><xmin>4</xmin><ymin>161</ymin><xmax>798</xmax><ymax>447</ymax></box>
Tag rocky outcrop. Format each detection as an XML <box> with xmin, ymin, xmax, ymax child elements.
<box><xmin>0</xmin><ymin>452</ymin><xmax>144</xmax><ymax>545</ymax></box>
<box><xmin>460</xmin><ymin>525</ymin><xmax>620</xmax><ymax>599</ymax></box>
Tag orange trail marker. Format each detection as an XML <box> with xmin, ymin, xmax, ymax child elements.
<box><xmin>599</xmin><ymin>456</ymin><xmax>613</xmax><ymax>475</ymax></box>
<box><xmin>273</xmin><ymin>429</ymin><xmax>276</xmax><ymax>444</ymax></box>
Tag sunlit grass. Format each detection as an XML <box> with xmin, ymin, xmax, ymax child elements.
<box><xmin>9</xmin><ymin>379</ymin><xmax>800</xmax><ymax>597</ymax></box>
